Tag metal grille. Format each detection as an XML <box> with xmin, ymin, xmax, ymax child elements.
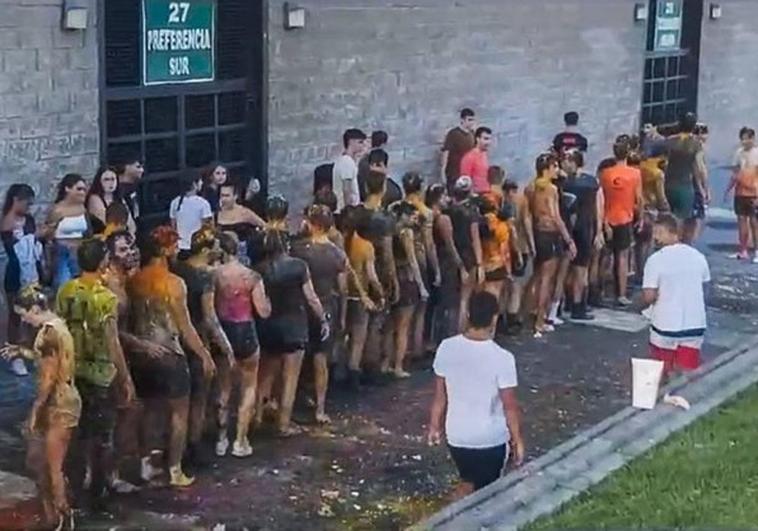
<box><xmin>641</xmin><ymin>0</ymin><xmax>702</xmax><ymax>127</ymax></box>
<box><xmin>100</xmin><ymin>0</ymin><xmax>263</xmax><ymax>224</ymax></box>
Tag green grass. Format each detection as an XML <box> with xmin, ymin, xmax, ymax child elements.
<box><xmin>528</xmin><ymin>385</ymin><xmax>758</xmax><ymax>530</ymax></box>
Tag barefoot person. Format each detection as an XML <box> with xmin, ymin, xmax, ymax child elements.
<box><xmin>525</xmin><ymin>153</ymin><xmax>576</xmax><ymax>337</ymax></box>
<box><xmin>642</xmin><ymin>215</ymin><xmax>710</xmax><ymax>381</ymax></box>
<box><xmin>55</xmin><ymin>238</ymin><xmax>135</xmax><ymax>501</ymax></box>
<box><xmin>291</xmin><ymin>205</ymin><xmax>347</xmax><ymax>421</ymax></box>
<box><xmin>256</xmin><ymin>198</ymin><xmax>328</xmax><ymax>436</ymax></box>
<box><xmin>172</xmin><ymin>225</ymin><xmax>234</xmax><ymax>466</ymax></box>
<box><xmin>384</xmin><ymin>201</ymin><xmax>429</xmax><ymax>378</ymax></box>
<box><xmin>214</xmin><ymin>232</ymin><xmax>271</xmax><ymax>457</ymax></box>
<box><xmin>427</xmin><ymin>290</ymin><xmax>524</xmax><ymax>497</ymax></box>
<box><xmin>127</xmin><ymin>227</ymin><xmax>214</xmax><ymax>487</ymax></box>
<box><xmin>724</xmin><ymin>127</ymin><xmax>758</xmax><ymax>262</ymax></box>
<box><xmin>1</xmin><ymin>284</ymin><xmax>81</xmax><ymax>529</ymax></box>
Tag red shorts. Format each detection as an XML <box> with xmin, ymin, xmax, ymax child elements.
<box><xmin>650</xmin><ymin>343</ymin><xmax>701</xmax><ymax>374</ymax></box>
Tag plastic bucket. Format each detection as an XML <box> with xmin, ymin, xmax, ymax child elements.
<box><xmin>631</xmin><ymin>358</ymin><xmax>664</xmax><ymax>409</ymax></box>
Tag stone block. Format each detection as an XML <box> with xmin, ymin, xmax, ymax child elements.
<box><xmin>578</xmin><ymin>451</ymin><xmax>627</xmax><ymax>485</ymax></box>
<box><xmin>37</xmin><ymin>92</ymin><xmax>71</xmax><ymax>114</ymax></box>
<box><xmin>3</xmin><ymin>48</ymin><xmax>36</xmax><ymax>72</ymax></box>
<box><xmin>1</xmin><ymin>93</ymin><xmax>38</xmax><ymax>119</ymax></box>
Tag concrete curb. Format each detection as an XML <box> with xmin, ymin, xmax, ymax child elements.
<box><xmin>415</xmin><ymin>337</ymin><xmax>758</xmax><ymax>531</ymax></box>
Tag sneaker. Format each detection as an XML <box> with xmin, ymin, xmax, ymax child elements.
<box><xmin>215</xmin><ymin>436</ymin><xmax>229</xmax><ymax>457</ymax></box>
<box><xmin>10</xmin><ymin>358</ymin><xmax>28</xmax><ymax>376</ymax></box>
<box><xmin>617</xmin><ymin>296</ymin><xmax>633</xmax><ymax>307</ymax></box>
<box><xmin>169</xmin><ymin>467</ymin><xmax>195</xmax><ymax>488</ymax></box>
<box><xmin>141</xmin><ymin>456</ymin><xmax>163</xmax><ymax>482</ymax></box>
<box><xmin>552</xmin><ymin>316</ymin><xmax>565</xmax><ymax>326</ymax></box>
<box><xmin>732</xmin><ymin>251</ymin><xmax>749</xmax><ymax>260</ymax></box>
<box><xmin>753</xmin><ymin>254</ymin><xmax>758</xmax><ymax>264</ymax></box>
<box><xmin>231</xmin><ymin>439</ymin><xmax>253</xmax><ymax>458</ymax></box>
<box><xmin>571</xmin><ymin>309</ymin><xmax>595</xmax><ymax>321</ymax></box>
<box><xmin>109</xmin><ymin>476</ymin><xmax>140</xmax><ymax>494</ymax></box>
<box><xmin>543</xmin><ymin>323</ymin><xmax>555</xmax><ymax>333</ymax></box>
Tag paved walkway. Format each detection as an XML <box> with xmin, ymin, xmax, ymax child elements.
<box><xmin>419</xmin><ymin>337</ymin><xmax>758</xmax><ymax>530</ymax></box>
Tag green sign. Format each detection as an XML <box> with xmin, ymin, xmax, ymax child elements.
<box><xmin>654</xmin><ymin>0</ymin><xmax>683</xmax><ymax>51</ymax></box>
<box><xmin>142</xmin><ymin>0</ymin><xmax>215</xmax><ymax>86</ymax></box>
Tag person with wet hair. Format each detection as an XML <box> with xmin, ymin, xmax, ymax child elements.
<box><xmin>216</xmin><ymin>180</ymin><xmax>266</xmax><ymax>266</ymax></box>
<box><xmin>291</xmin><ymin>205</ymin><xmax>347</xmax><ymax>419</ymax></box>
<box><xmin>502</xmin><ymin>179</ymin><xmax>533</xmax><ymax>334</ymax></box>
<box><xmin>478</xmin><ymin>192</ymin><xmax>511</xmax><ymax>305</ymax></box>
<box><xmin>343</xmin><ymin>205</ymin><xmax>383</xmax><ymax>389</ymax></box>
<box><xmin>171</xmin><ymin>225</ymin><xmax>234</xmax><ymax>466</ymax></box>
<box><xmin>214</xmin><ymin>231</ymin><xmax>271</xmax><ymax>457</ymax></box>
<box><xmin>525</xmin><ymin>153</ymin><xmax>576</xmax><ymax>337</ymax></box>
<box><xmin>447</xmin><ymin>176</ymin><xmax>484</xmax><ymax>332</ymax></box>
<box><xmin>600</xmin><ymin>139</ymin><xmax>643</xmax><ymax>307</ymax></box>
<box><xmin>249</xmin><ymin>194</ymin><xmax>290</xmax><ymax>269</ymax></box>
<box><xmin>1</xmin><ymin>284</ymin><xmax>80</xmax><ymax>529</ymax></box>
<box><xmin>561</xmin><ymin>150</ymin><xmax>604</xmax><ymax>320</ymax></box>
<box><xmin>383</xmin><ymin>200</ymin><xmax>429</xmax><ymax>378</ymax></box>
<box><xmin>56</xmin><ymin>238</ymin><xmax>135</xmax><ymax>501</ymax></box>
<box><xmin>402</xmin><ymin>172</ymin><xmax>441</xmax><ymax>359</ymax></box>
<box><xmin>128</xmin><ymin>226</ymin><xmax>213</xmax><ymax>487</ymax></box>
<box><xmin>255</xmin><ymin>209</ymin><xmax>327</xmax><ymax>435</ymax></box>
<box><xmin>663</xmin><ymin>112</ymin><xmax>707</xmax><ymax>221</ymax></box>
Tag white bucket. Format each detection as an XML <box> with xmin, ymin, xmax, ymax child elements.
<box><xmin>631</xmin><ymin>358</ymin><xmax>664</xmax><ymax>409</ymax></box>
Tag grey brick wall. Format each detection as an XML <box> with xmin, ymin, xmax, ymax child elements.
<box><xmin>0</xmin><ymin>0</ymin><xmax>99</xmax><ymax>211</ymax></box>
<box><xmin>698</xmin><ymin>0</ymin><xmax>758</xmax><ymax>204</ymax></box>
<box><xmin>267</xmin><ymin>0</ymin><xmax>648</xmax><ymax>215</ymax></box>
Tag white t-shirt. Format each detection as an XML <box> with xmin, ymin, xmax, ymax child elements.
<box><xmin>732</xmin><ymin>146</ymin><xmax>758</xmax><ymax>170</ymax></box>
<box><xmin>332</xmin><ymin>154</ymin><xmax>359</xmax><ymax>211</ymax></box>
<box><xmin>169</xmin><ymin>195</ymin><xmax>212</xmax><ymax>250</ymax></box>
<box><xmin>643</xmin><ymin>243</ymin><xmax>710</xmax><ymax>344</ymax></box>
<box><xmin>433</xmin><ymin>335</ymin><xmax>518</xmax><ymax>449</ymax></box>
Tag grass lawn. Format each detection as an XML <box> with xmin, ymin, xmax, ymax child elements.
<box><xmin>528</xmin><ymin>385</ymin><xmax>758</xmax><ymax>530</ymax></box>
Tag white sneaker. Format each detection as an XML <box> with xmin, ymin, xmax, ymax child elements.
<box><xmin>141</xmin><ymin>457</ymin><xmax>163</xmax><ymax>482</ymax></box>
<box><xmin>10</xmin><ymin>358</ymin><xmax>28</xmax><ymax>376</ymax></box>
<box><xmin>232</xmin><ymin>439</ymin><xmax>253</xmax><ymax>458</ymax></box>
<box><xmin>552</xmin><ymin>316</ymin><xmax>565</xmax><ymax>326</ymax></box>
<box><xmin>215</xmin><ymin>436</ymin><xmax>229</xmax><ymax>457</ymax></box>
<box><xmin>753</xmin><ymin>254</ymin><xmax>758</xmax><ymax>264</ymax></box>
<box><xmin>110</xmin><ymin>476</ymin><xmax>140</xmax><ymax>494</ymax></box>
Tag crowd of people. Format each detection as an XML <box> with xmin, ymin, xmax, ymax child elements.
<box><xmin>1</xmin><ymin>105</ymin><xmax>755</xmax><ymax>526</ymax></box>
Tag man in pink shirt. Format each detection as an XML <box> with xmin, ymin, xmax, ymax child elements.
<box><xmin>460</xmin><ymin>127</ymin><xmax>493</xmax><ymax>193</ymax></box>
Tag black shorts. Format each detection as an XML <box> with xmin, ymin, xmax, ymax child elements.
<box><xmin>534</xmin><ymin>230</ymin><xmax>564</xmax><ymax>265</ymax></box>
<box><xmin>258</xmin><ymin>316</ymin><xmax>308</xmax><ymax>355</ymax></box>
<box><xmin>635</xmin><ymin>212</ymin><xmax>655</xmax><ymax>243</ymax></box>
<box><xmin>78</xmin><ymin>381</ymin><xmax>116</xmax><ymax>443</ymax></box>
<box><xmin>571</xmin><ymin>225</ymin><xmax>594</xmax><ymax>267</ymax></box>
<box><xmin>485</xmin><ymin>267</ymin><xmax>509</xmax><ymax>282</ymax></box>
<box><xmin>610</xmin><ymin>223</ymin><xmax>633</xmax><ymax>252</ymax></box>
<box><xmin>129</xmin><ymin>350</ymin><xmax>191</xmax><ymax>400</ymax></box>
<box><xmin>308</xmin><ymin>297</ymin><xmax>338</xmax><ymax>354</ymax></box>
<box><xmin>395</xmin><ymin>277</ymin><xmax>420</xmax><ymax>308</ymax></box>
<box><xmin>221</xmin><ymin>320</ymin><xmax>259</xmax><ymax>360</ymax></box>
<box><xmin>734</xmin><ymin>196</ymin><xmax>757</xmax><ymax>217</ymax></box>
<box><xmin>448</xmin><ymin>443</ymin><xmax>507</xmax><ymax>490</ymax></box>
<box><xmin>511</xmin><ymin>253</ymin><xmax>528</xmax><ymax>278</ymax></box>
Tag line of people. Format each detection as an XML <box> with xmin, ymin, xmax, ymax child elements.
<box><xmin>3</xmin><ymin>105</ymin><xmax>756</xmax><ymax>527</ymax></box>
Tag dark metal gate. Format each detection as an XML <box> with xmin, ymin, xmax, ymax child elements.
<box><xmin>641</xmin><ymin>0</ymin><xmax>703</xmax><ymax>127</ymax></box>
<box><xmin>98</xmin><ymin>0</ymin><xmax>266</xmax><ymax>225</ymax></box>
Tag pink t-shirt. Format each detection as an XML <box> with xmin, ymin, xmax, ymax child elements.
<box><xmin>459</xmin><ymin>148</ymin><xmax>490</xmax><ymax>193</ymax></box>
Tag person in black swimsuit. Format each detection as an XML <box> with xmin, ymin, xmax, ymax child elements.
<box><xmin>291</xmin><ymin>205</ymin><xmax>347</xmax><ymax>423</ymax></box>
<box><xmin>248</xmin><ymin>195</ymin><xmax>290</xmax><ymax>270</ymax></box>
<box><xmin>256</xmin><ymin>197</ymin><xmax>327</xmax><ymax>436</ymax></box>
<box><xmin>171</xmin><ymin>226</ymin><xmax>234</xmax><ymax>466</ymax></box>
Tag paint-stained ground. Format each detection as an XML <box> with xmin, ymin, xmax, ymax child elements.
<box><xmin>0</xmin><ymin>221</ymin><xmax>756</xmax><ymax>530</ymax></box>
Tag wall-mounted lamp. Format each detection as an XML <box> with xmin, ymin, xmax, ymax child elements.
<box><xmin>284</xmin><ymin>2</ymin><xmax>306</xmax><ymax>30</ymax></box>
<box><xmin>62</xmin><ymin>0</ymin><xmax>88</xmax><ymax>30</ymax></box>
<box><xmin>634</xmin><ymin>3</ymin><xmax>649</xmax><ymax>22</ymax></box>
<box><xmin>709</xmin><ymin>3</ymin><xmax>722</xmax><ymax>20</ymax></box>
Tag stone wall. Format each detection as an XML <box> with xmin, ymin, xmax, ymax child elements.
<box><xmin>267</xmin><ymin>0</ymin><xmax>647</xmax><ymax>214</ymax></box>
<box><xmin>698</xmin><ymin>0</ymin><xmax>758</xmax><ymax>205</ymax></box>
<box><xmin>0</xmin><ymin>0</ymin><xmax>99</xmax><ymax>210</ymax></box>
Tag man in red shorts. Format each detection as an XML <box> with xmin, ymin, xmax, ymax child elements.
<box><xmin>642</xmin><ymin>214</ymin><xmax>710</xmax><ymax>379</ymax></box>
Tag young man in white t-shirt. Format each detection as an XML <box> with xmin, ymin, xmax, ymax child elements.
<box><xmin>428</xmin><ymin>290</ymin><xmax>524</xmax><ymax>497</ymax></box>
<box><xmin>332</xmin><ymin>128</ymin><xmax>367</xmax><ymax>212</ymax></box>
<box><xmin>642</xmin><ymin>214</ymin><xmax>710</xmax><ymax>379</ymax></box>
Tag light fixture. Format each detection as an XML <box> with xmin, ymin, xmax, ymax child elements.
<box><xmin>62</xmin><ymin>0</ymin><xmax>88</xmax><ymax>30</ymax></box>
<box><xmin>634</xmin><ymin>3</ymin><xmax>649</xmax><ymax>22</ymax></box>
<box><xmin>709</xmin><ymin>3</ymin><xmax>722</xmax><ymax>20</ymax></box>
<box><xmin>284</xmin><ymin>2</ymin><xmax>306</xmax><ymax>30</ymax></box>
